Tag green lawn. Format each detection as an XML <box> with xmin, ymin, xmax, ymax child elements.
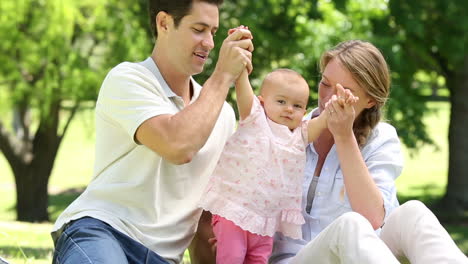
<box><xmin>0</xmin><ymin>102</ymin><xmax>466</xmax><ymax>263</ymax></box>
<box><xmin>396</xmin><ymin>102</ymin><xmax>450</xmax><ymax>199</ymax></box>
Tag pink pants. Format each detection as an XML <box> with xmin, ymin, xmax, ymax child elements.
<box><xmin>212</xmin><ymin>215</ymin><xmax>273</xmax><ymax>264</ymax></box>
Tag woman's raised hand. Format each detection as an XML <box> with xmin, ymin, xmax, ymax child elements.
<box><xmin>325</xmin><ymin>84</ymin><xmax>358</xmax><ymax>140</ymax></box>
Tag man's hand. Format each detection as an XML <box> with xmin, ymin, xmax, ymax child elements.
<box><xmin>208</xmin><ymin>237</ymin><xmax>217</xmax><ymax>254</ymax></box>
<box><xmin>212</xmin><ymin>26</ymin><xmax>254</xmax><ymax>84</ymax></box>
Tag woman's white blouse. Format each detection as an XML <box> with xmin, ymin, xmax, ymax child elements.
<box><xmin>271</xmin><ymin>110</ymin><xmax>404</xmax><ymax>263</ymax></box>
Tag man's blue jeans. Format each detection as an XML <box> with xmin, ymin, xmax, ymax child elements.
<box><xmin>52</xmin><ymin>217</ymin><xmax>169</xmax><ymax>264</ymax></box>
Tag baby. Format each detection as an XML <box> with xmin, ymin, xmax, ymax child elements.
<box><xmin>199</xmin><ymin>26</ymin><xmax>357</xmax><ymax>264</ymax></box>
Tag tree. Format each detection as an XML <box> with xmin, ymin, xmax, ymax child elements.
<box><xmin>373</xmin><ymin>0</ymin><xmax>468</xmax><ymax>212</ymax></box>
<box><xmin>198</xmin><ymin>0</ymin><xmax>433</xmax><ymax>151</ymax></box>
<box><xmin>0</xmin><ymin>0</ymin><xmax>150</xmax><ymax>222</ymax></box>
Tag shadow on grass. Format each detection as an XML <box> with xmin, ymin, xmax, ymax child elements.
<box><xmin>48</xmin><ymin>187</ymin><xmax>84</xmax><ymax>222</ymax></box>
<box><xmin>0</xmin><ymin>245</ymin><xmax>52</xmax><ymax>260</ymax></box>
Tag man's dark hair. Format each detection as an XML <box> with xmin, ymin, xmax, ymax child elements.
<box><xmin>148</xmin><ymin>0</ymin><xmax>224</xmax><ymax>39</ymax></box>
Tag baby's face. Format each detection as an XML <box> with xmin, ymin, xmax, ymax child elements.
<box><xmin>259</xmin><ymin>79</ymin><xmax>309</xmax><ymax>130</ymax></box>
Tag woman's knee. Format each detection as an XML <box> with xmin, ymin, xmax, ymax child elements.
<box><xmin>334</xmin><ymin>211</ymin><xmax>374</xmax><ymax>233</ymax></box>
<box><xmin>399</xmin><ymin>200</ymin><xmax>430</xmax><ymax>216</ymax></box>
<box><xmin>336</xmin><ymin>212</ymin><xmax>369</xmax><ymax>226</ymax></box>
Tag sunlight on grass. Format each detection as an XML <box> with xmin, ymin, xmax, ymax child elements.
<box><xmin>0</xmin><ymin>221</ymin><xmax>53</xmax><ymax>264</ymax></box>
<box><xmin>396</xmin><ymin>102</ymin><xmax>450</xmax><ymax>199</ymax></box>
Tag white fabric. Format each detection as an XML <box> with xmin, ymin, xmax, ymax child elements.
<box><xmin>286</xmin><ymin>212</ymin><xmax>399</xmax><ymax>264</ymax></box>
<box><xmin>272</xmin><ymin>201</ymin><xmax>468</xmax><ymax>264</ymax></box>
<box><xmin>270</xmin><ymin>109</ymin><xmax>467</xmax><ymax>264</ymax></box>
<box><xmin>271</xmin><ymin>109</ymin><xmax>404</xmax><ymax>262</ymax></box>
<box><xmin>52</xmin><ymin>57</ymin><xmax>236</xmax><ymax>264</ymax></box>
<box><xmin>272</xmin><ymin>109</ymin><xmax>403</xmax><ymax>250</ymax></box>
<box><xmin>199</xmin><ymin>96</ymin><xmax>308</xmax><ymax>239</ymax></box>
<box><xmin>380</xmin><ymin>200</ymin><xmax>468</xmax><ymax>264</ymax></box>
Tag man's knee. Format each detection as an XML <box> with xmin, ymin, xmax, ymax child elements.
<box><xmin>189</xmin><ymin>211</ymin><xmax>216</xmax><ymax>264</ymax></box>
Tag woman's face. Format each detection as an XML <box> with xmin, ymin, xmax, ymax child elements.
<box><xmin>318</xmin><ymin>58</ymin><xmax>375</xmax><ymax>117</ymax></box>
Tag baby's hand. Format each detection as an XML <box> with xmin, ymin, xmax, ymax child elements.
<box><xmin>228</xmin><ymin>25</ymin><xmax>249</xmax><ymax>35</ymax></box>
<box><xmin>229</xmin><ymin>25</ymin><xmax>252</xmax><ymax>75</ymax></box>
<box><xmin>336</xmin><ymin>83</ymin><xmax>358</xmax><ymax>106</ymax></box>
<box><xmin>343</xmin><ymin>88</ymin><xmax>358</xmax><ymax>105</ymax></box>
<box><xmin>228</xmin><ymin>26</ymin><xmax>252</xmax><ymax>44</ymax></box>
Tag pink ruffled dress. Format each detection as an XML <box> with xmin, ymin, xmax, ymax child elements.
<box><xmin>199</xmin><ymin>96</ymin><xmax>308</xmax><ymax>239</ymax></box>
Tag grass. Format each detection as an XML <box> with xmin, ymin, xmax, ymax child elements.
<box><xmin>0</xmin><ymin>101</ymin><xmax>466</xmax><ymax>263</ymax></box>
<box><xmin>395</xmin><ymin>102</ymin><xmax>450</xmax><ymax>199</ymax></box>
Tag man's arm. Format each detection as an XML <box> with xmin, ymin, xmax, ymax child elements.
<box><xmin>136</xmin><ymin>29</ymin><xmax>254</xmax><ymax>164</ymax></box>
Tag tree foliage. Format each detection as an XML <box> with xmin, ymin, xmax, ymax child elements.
<box><xmin>0</xmin><ymin>0</ymin><xmax>151</xmax><ymax>221</ymax></box>
<box><xmin>197</xmin><ymin>0</ymin><xmax>432</xmax><ymax>149</ymax></box>
<box><xmin>377</xmin><ymin>0</ymin><xmax>468</xmax><ymax>211</ymax></box>
<box><xmin>1</xmin><ymin>0</ymin><xmax>466</xmax><ymax>221</ymax></box>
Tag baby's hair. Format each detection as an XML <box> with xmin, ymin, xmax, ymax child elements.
<box><xmin>259</xmin><ymin>68</ymin><xmax>307</xmax><ymax>95</ymax></box>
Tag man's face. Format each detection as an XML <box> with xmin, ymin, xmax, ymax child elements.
<box><xmin>166</xmin><ymin>1</ymin><xmax>219</xmax><ymax>77</ymax></box>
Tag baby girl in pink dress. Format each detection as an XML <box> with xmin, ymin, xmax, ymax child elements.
<box><xmin>199</xmin><ymin>27</ymin><xmax>357</xmax><ymax>264</ymax></box>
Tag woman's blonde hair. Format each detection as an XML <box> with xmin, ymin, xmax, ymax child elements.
<box><xmin>320</xmin><ymin>40</ymin><xmax>390</xmax><ymax>146</ymax></box>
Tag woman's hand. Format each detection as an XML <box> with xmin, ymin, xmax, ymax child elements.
<box><xmin>325</xmin><ymin>84</ymin><xmax>357</xmax><ymax>140</ymax></box>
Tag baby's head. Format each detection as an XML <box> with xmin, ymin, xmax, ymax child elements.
<box><xmin>258</xmin><ymin>69</ymin><xmax>309</xmax><ymax>130</ymax></box>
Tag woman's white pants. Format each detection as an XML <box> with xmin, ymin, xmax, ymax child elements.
<box><xmin>289</xmin><ymin>200</ymin><xmax>467</xmax><ymax>264</ymax></box>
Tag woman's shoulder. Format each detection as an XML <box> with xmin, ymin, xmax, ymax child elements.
<box><xmin>373</xmin><ymin>122</ymin><xmax>398</xmax><ymax>137</ymax></box>
<box><xmin>364</xmin><ymin>122</ymin><xmax>401</xmax><ymax>150</ymax></box>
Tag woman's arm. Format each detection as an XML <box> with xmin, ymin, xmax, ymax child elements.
<box><xmin>334</xmin><ymin>130</ymin><xmax>385</xmax><ymax>229</ymax></box>
<box><xmin>327</xmin><ymin>87</ymin><xmax>385</xmax><ymax>229</ymax></box>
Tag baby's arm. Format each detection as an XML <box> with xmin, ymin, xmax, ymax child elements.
<box><xmin>230</xmin><ymin>26</ymin><xmax>254</xmax><ymax>120</ymax></box>
<box><xmin>235</xmin><ymin>70</ymin><xmax>254</xmax><ymax>120</ymax></box>
<box><xmin>307</xmin><ymin>108</ymin><xmax>328</xmax><ymax>143</ymax></box>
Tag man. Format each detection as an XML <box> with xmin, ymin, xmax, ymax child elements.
<box><xmin>51</xmin><ymin>0</ymin><xmax>254</xmax><ymax>263</ymax></box>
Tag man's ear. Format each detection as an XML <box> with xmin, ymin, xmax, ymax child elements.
<box><xmin>156</xmin><ymin>11</ymin><xmax>171</xmax><ymax>35</ymax></box>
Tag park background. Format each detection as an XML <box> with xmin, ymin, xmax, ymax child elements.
<box><xmin>0</xmin><ymin>0</ymin><xmax>467</xmax><ymax>263</ymax></box>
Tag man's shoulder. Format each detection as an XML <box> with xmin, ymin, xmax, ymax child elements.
<box><xmin>102</xmin><ymin>60</ymin><xmax>163</xmax><ymax>89</ymax></box>
<box><xmin>107</xmin><ymin>61</ymin><xmax>151</xmax><ymax>77</ymax></box>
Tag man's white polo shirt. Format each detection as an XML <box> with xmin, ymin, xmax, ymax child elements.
<box><xmin>52</xmin><ymin>57</ymin><xmax>236</xmax><ymax>263</ymax></box>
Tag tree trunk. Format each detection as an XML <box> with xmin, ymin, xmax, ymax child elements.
<box><xmin>443</xmin><ymin>55</ymin><xmax>468</xmax><ymax>212</ymax></box>
<box><xmin>13</xmin><ymin>120</ymin><xmax>61</xmax><ymax>222</ymax></box>
<box><xmin>15</xmin><ymin>166</ymin><xmax>51</xmax><ymax>222</ymax></box>
<box><xmin>0</xmin><ymin>99</ymin><xmax>63</xmax><ymax>222</ymax></box>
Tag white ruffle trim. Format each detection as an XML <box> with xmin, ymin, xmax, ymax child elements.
<box><xmin>199</xmin><ymin>191</ymin><xmax>304</xmax><ymax>239</ymax></box>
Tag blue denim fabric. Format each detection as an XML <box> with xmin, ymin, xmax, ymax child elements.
<box><xmin>52</xmin><ymin>217</ymin><xmax>169</xmax><ymax>264</ymax></box>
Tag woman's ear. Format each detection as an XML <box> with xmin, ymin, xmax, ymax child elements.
<box><xmin>365</xmin><ymin>99</ymin><xmax>376</xmax><ymax>109</ymax></box>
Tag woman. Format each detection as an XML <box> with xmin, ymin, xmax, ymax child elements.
<box><xmin>270</xmin><ymin>40</ymin><xmax>467</xmax><ymax>264</ymax></box>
